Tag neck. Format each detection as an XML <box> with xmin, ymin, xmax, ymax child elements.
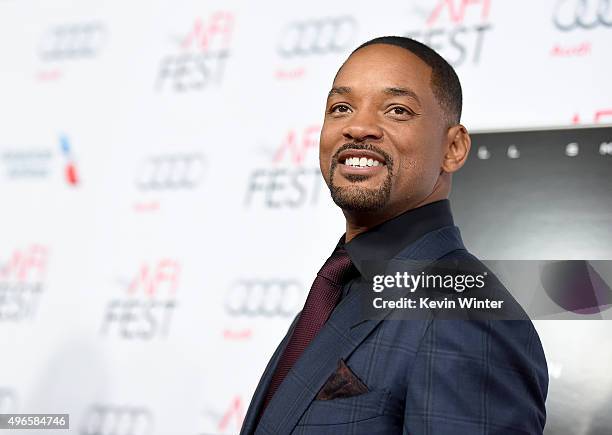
<box><xmin>343</xmin><ymin>195</ymin><xmax>447</xmax><ymax>243</ymax></box>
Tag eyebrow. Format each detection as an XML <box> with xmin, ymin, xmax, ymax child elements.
<box><xmin>327</xmin><ymin>86</ymin><xmax>351</xmax><ymax>98</ymax></box>
<box><xmin>327</xmin><ymin>86</ymin><xmax>421</xmax><ymax>104</ymax></box>
<box><xmin>383</xmin><ymin>87</ymin><xmax>421</xmax><ymax>103</ymax></box>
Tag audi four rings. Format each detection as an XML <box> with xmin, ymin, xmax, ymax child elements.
<box><xmin>276</xmin><ymin>17</ymin><xmax>358</xmax><ymax>57</ymax></box>
<box><xmin>553</xmin><ymin>0</ymin><xmax>612</xmax><ymax>31</ymax></box>
<box><xmin>39</xmin><ymin>23</ymin><xmax>107</xmax><ymax>60</ymax></box>
<box><xmin>81</xmin><ymin>405</ymin><xmax>153</xmax><ymax>435</ymax></box>
<box><xmin>225</xmin><ymin>280</ymin><xmax>302</xmax><ymax>317</ymax></box>
<box><xmin>135</xmin><ymin>154</ymin><xmax>206</xmax><ymax>190</ymax></box>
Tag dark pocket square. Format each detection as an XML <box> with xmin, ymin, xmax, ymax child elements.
<box><xmin>316</xmin><ymin>358</ymin><xmax>369</xmax><ymax>400</ymax></box>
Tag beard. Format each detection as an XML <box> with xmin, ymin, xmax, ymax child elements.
<box><xmin>327</xmin><ymin>144</ymin><xmax>394</xmax><ymax>212</ymax></box>
<box><xmin>329</xmin><ymin>174</ymin><xmax>393</xmax><ymax>211</ymax></box>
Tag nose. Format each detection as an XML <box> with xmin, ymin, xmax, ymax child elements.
<box><xmin>341</xmin><ymin>110</ymin><xmax>383</xmax><ymax>142</ymax></box>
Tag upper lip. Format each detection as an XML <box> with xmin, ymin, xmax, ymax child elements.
<box><xmin>336</xmin><ymin>149</ymin><xmax>387</xmax><ymax>164</ymax></box>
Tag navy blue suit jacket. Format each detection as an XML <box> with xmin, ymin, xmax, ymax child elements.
<box><xmin>240</xmin><ymin>225</ymin><xmax>548</xmax><ymax>434</ymax></box>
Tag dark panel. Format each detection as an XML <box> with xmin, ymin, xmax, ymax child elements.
<box><xmin>451</xmin><ymin>126</ymin><xmax>612</xmax><ymax>259</ymax></box>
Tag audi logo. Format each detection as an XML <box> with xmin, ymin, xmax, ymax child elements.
<box><xmin>135</xmin><ymin>154</ymin><xmax>206</xmax><ymax>190</ymax></box>
<box><xmin>80</xmin><ymin>405</ymin><xmax>153</xmax><ymax>435</ymax></box>
<box><xmin>553</xmin><ymin>0</ymin><xmax>612</xmax><ymax>31</ymax></box>
<box><xmin>277</xmin><ymin>16</ymin><xmax>357</xmax><ymax>57</ymax></box>
<box><xmin>225</xmin><ymin>280</ymin><xmax>303</xmax><ymax>317</ymax></box>
<box><xmin>39</xmin><ymin>22</ymin><xmax>107</xmax><ymax>61</ymax></box>
<box><xmin>0</xmin><ymin>388</ymin><xmax>17</xmax><ymax>413</ymax></box>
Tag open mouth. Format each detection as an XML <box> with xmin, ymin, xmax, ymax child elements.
<box><xmin>343</xmin><ymin>156</ymin><xmax>383</xmax><ymax>167</ymax></box>
<box><xmin>336</xmin><ymin>148</ymin><xmax>387</xmax><ymax>172</ymax></box>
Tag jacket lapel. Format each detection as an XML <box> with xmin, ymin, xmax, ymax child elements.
<box><xmin>255</xmin><ymin>226</ymin><xmax>465</xmax><ymax>435</ymax></box>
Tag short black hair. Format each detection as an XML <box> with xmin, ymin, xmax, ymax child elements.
<box><xmin>352</xmin><ymin>36</ymin><xmax>462</xmax><ymax>125</ymax></box>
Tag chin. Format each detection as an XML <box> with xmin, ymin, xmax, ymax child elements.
<box><xmin>330</xmin><ymin>185</ymin><xmax>390</xmax><ymax>212</ymax></box>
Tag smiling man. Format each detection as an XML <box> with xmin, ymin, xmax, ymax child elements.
<box><xmin>240</xmin><ymin>36</ymin><xmax>548</xmax><ymax>435</ymax></box>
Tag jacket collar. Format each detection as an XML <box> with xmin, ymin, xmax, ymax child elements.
<box><xmin>343</xmin><ymin>199</ymin><xmax>454</xmax><ymax>280</ymax></box>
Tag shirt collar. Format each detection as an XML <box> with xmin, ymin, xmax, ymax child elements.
<box><xmin>340</xmin><ymin>199</ymin><xmax>454</xmax><ymax>278</ymax></box>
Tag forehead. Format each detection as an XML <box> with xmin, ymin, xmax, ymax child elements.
<box><xmin>333</xmin><ymin>44</ymin><xmax>433</xmax><ymax>99</ymax></box>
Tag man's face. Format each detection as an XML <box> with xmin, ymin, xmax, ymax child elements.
<box><xmin>320</xmin><ymin>44</ymin><xmax>449</xmax><ymax>214</ymax></box>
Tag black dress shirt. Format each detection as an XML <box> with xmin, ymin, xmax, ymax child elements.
<box><xmin>339</xmin><ymin>199</ymin><xmax>455</xmax><ymax>298</ymax></box>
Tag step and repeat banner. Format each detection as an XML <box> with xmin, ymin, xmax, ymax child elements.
<box><xmin>0</xmin><ymin>0</ymin><xmax>611</xmax><ymax>434</ymax></box>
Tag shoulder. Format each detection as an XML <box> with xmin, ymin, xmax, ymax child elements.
<box><xmin>430</xmin><ymin>248</ymin><xmax>531</xmax><ymax>320</ymax></box>
<box><xmin>422</xmin><ymin>248</ymin><xmax>549</xmax><ymax>389</ymax></box>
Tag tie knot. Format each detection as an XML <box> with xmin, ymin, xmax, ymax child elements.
<box><xmin>317</xmin><ymin>248</ymin><xmax>355</xmax><ymax>285</ymax></box>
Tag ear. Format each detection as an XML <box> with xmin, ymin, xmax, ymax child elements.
<box><xmin>441</xmin><ymin>124</ymin><xmax>471</xmax><ymax>173</ymax></box>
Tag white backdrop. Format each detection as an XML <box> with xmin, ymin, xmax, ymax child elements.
<box><xmin>0</xmin><ymin>0</ymin><xmax>611</xmax><ymax>434</ymax></box>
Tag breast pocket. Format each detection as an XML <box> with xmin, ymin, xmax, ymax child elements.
<box><xmin>296</xmin><ymin>388</ymin><xmax>402</xmax><ymax>428</ymax></box>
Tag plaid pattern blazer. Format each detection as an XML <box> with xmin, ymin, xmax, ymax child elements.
<box><xmin>240</xmin><ymin>226</ymin><xmax>548</xmax><ymax>434</ymax></box>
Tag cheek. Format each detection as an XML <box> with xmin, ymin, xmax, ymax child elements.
<box><xmin>393</xmin><ymin>126</ymin><xmax>444</xmax><ymax>172</ymax></box>
<box><xmin>318</xmin><ymin>127</ymin><xmax>334</xmax><ymax>181</ymax></box>
<box><xmin>393</xmin><ymin>145</ymin><xmax>443</xmax><ymax>191</ymax></box>
<box><xmin>319</xmin><ymin>124</ymin><xmax>338</xmax><ymax>156</ymax></box>
<box><xmin>319</xmin><ymin>123</ymin><xmax>335</xmax><ymax>150</ymax></box>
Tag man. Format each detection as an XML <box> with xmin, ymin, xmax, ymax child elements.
<box><xmin>240</xmin><ymin>36</ymin><xmax>548</xmax><ymax>434</ymax></box>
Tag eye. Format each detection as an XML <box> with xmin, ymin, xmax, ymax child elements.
<box><xmin>386</xmin><ymin>106</ymin><xmax>415</xmax><ymax>118</ymax></box>
<box><xmin>329</xmin><ymin>104</ymin><xmax>352</xmax><ymax>115</ymax></box>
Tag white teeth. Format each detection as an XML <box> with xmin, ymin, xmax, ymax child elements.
<box><xmin>343</xmin><ymin>156</ymin><xmax>384</xmax><ymax>167</ymax></box>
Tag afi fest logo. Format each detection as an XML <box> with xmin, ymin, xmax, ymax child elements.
<box><xmin>80</xmin><ymin>404</ymin><xmax>153</xmax><ymax>435</ymax></box>
<box><xmin>0</xmin><ymin>245</ymin><xmax>48</xmax><ymax>322</ymax></box>
<box><xmin>244</xmin><ymin>126</ymin><xmax>326</xmax><ymax>208</ymax></box>
<box><xmin>551</xmin><ymin>0</ymin><xmax>611</xmax><ymax>56</ymax></box>
<box><xmin>405</xmin><ymin>0</ymin><xmax>492</xmax><ymax>67</ymax></box>
<box><xmin>156</xmin><ymin>12</ymin><xmax>235</xmax><ymax>92</ymax></box>
<box><xmin>275</xmin><ymin>16</ymin><xmax>358</xmax><ymax>80</ymax></box>
<box><xmin>199</xmin><ymin>396</ymin><xmax>244</xmax><ymax>435</ymax></box>
<box><xmin>100</xmin><ymin>259</ymin><xmax>180</xmax><ymax>340</ymax></box>
<box><xmin>572</xmin><ymin>108</ymin><xmax>612</xmax><ymax>124</ymax></box>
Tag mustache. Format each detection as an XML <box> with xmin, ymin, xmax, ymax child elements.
<box><xmin>332</xmin><ymin>143</ymin><xmax>394</xmax><ymax>167</ymax></box>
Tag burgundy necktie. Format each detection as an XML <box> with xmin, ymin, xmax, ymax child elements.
<box><xmin>259</xmin><ymin>247</ymin><xmax>355</xmax><ymax>415</ymax></box>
